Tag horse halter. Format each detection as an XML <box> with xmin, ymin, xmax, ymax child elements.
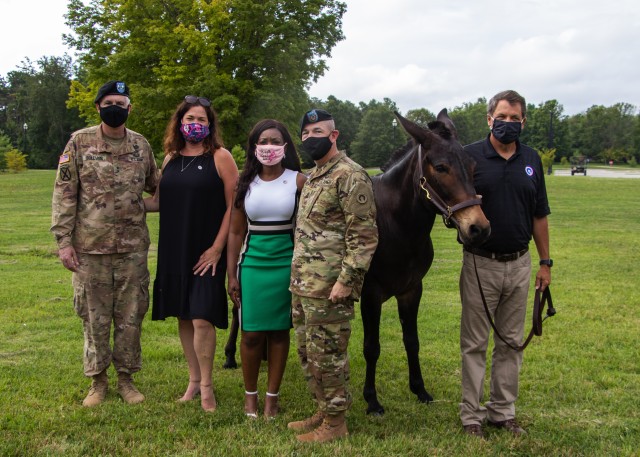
<box><xmin>416</xmin><ymin>145</ymin><xmax>483</xmax><ymax>228</ymax></box>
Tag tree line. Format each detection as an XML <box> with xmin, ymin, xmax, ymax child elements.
<box><xmin>1</xmin><ymin>0</ymin><xmax>639</xmax><ymax>170</ymax></box>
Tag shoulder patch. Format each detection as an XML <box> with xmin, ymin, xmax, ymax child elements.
<box><xmin>59</xmin><ymin>153</ymin><xmax>70</xmax><ymax>164</ymax></box>
<box><xmin>59</xmin><ymin>166</ymin><xmax>71</xmax><ymax>181</ymax></box>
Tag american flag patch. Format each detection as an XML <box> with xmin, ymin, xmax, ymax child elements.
<box><xmin>59</xmin><ymin>153</ymin><xmax>70</xmax><ymax>164</ymax></box>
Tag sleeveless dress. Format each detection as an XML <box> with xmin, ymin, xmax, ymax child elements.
<box><xmin>238</xmin><ymin>168</ymin><xmax>298</xmax><ymax>331</ymax></box>
<box><xmin>152</xmin><ymin>153</ymin><xmax>228</xmax><ymax>328</ymax></box>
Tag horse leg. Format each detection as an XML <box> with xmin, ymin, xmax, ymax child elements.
<box><xmin>223</xmin><ymin>303</ymin><xmax>239</xmax><ymax>369</ymax></box>
<box><xmin>361</xmin><ymin>291</ymin><xmax>385</xmax><ymax>415</ymax></box>
<box><xmin>397</xmin><ymin>286</ymin><xmax>433</xmax><ymax>403</ymax></box>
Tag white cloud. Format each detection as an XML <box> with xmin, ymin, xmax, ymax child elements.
<box><xmin>0</xmin><ymin>0</ymin><xmax>71</xmax><ymax>74</ymax></box>
<box><xmin>2</xmin><ymin>0</ymin><xmax>639</xmax><ymax>116</ymax></box>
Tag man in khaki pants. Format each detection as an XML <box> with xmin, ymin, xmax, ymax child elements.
<box><xmin>459</xmin><ymin>90</ymin><xmax>552</xmax><ymax>438</ymax></box>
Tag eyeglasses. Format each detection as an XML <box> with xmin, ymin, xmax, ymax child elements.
<box><xmin>184</xmin><ymin>95</ymin><xmax>211</xmax><ymax>107</ymax></box>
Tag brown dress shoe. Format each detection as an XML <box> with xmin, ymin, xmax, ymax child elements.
<box><xmin>463</xmin><ymin>424</ymin><xmax>484</xmax><ymax>438</ymax></box>
<box><xmin>287</xmin><ymin>410</ymin><xmax>324</xmax><ymax>432</ymax></box>
<box><xmin>488</xmin><ymin>418</ymin><xmax>527</xmax><ymax>435</ymax></box>
<box><xmin>296</xmin><ymin>414</ymin><xmax>349</xmax><ymax>443</ymax></box>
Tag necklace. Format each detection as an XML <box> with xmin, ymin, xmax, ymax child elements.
<box><xmin>181</xmin><ymin>154</ymin><xmax>201</xmax><ymax>172</ymax></box>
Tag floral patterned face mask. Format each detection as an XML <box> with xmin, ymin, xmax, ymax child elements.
<box><xmin>180</xmin><ymin>123</ymin><xmax>210</xmax><ymax>143</ymax></box>
<box><xmin>255</xmin><ymin>144</ymin><xmax>286</xmax><ymax>166</ymax></box>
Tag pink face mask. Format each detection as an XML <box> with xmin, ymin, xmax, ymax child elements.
<box><xmin>255</xmin><ymin>144</ymin><xmax>286</xmax><ymax>166</ymax></box>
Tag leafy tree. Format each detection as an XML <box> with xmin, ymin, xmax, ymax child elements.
<box><xmin>314</xmin><ymin>95</ymin><xmax>362</xmax><ymax>157</ymax></box>
<box><xmin>230</xmin><ymin>144</ymin><xmax>246</xmax><ymax>170</ymax></box>
<box><xmin>4</xmin><ymin>149</ymin><xmax>28</xmax><ymax>172</ymax></box>
<box><xmin>568</xmin><ymin>103</ymin><xmax>637</xmax><ymax>162</ymax></box>
<box><xmin>405</xmin><ymin>108</ymin><xmax>435</xmax><ymax>127</ymax></box>
<box><xmin>520</xmin><ymin>100</ymin><xmax>569</xmax><ymax>161</ymax></box>
<box><xmin>351</xmin><ymin>98</ymin><xmax>402</xmax><ymax>168</ymax></box>
<box><xmin>0</xmin><ymin>132</ymin><xmax>13</xmax><ymax>170</ymax></box>
<box><xmin>448</xmin><ymin>98</ymin><xmax>488</xmax><ymax>145</ymax></box>
<box><xmin>536</xmin><ymin>147</ymin><xmax>556</xmax><ymax>175</ymax></box>
<box><xmin>64</xmin><ymin>0</ymin><xmax>346</xmax><ymax>154</ymax></box>
<box><xmin>0</xmin><ymin>56</ymin><xmax>84</xmax><ymax>168</ymax></box>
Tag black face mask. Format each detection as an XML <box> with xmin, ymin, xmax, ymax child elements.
<box><xmin>302</xmin><ymin>135</ymin><xmax>333</xmax><ymax>160</ymax></box>
<box><xmin>99</xmin><ymin>105</ymin><xmax>129</xmax><ymax>128</ymax></box>
<box><xmin>491</xmin><ymin>119</ymin><xmax>522</xmax><ymax>144</ymax></box>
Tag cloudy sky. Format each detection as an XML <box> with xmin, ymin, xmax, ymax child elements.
<box><xmin>2</xmin><ymin>0</ymin><xmax>639</xmax><ymax>116</ymax></box>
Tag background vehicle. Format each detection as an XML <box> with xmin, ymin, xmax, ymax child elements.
<box><xmin>570</xmin><ymin>156</ymin><xmax>587</xmax><ymax>176</ymax></box>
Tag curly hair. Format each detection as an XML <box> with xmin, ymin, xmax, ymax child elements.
<box><xmin>234</xmin><ymin>119</ymin><xmax>301</xmax><ymax>209</ymax></box>
<box><xmin>163</xmin><ymin>98</ymin><xmax>224</xmax><ymax>158</ymax></box>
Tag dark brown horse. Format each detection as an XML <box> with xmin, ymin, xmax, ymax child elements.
<box><xmin>360</xmin><ymin>109</ymin><xmax>490</xmax><ymax>414</ymax></box>
<box><xmin>223</xmin><ymin>110</ymin><xmax>490</xmax><ymax>412</ymax></box>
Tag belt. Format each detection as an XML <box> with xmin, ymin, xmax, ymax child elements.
<box><xmin>464</xmin><ymin>246</ymin><xmax>528</xmax><ymax>262</ymax></box>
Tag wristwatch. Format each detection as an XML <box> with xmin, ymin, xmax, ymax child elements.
<box><xmin>539</xmin><ymin>259</ymin><xmax>553</xmax><ymax>267</ymax></box>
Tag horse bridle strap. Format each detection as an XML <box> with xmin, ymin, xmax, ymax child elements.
<box><xmin>416</xmin><ymin>145</ymin><xmax>482</xmax><ymax>227</ymax></box>
<box><xmin>419</xmin><ymin>177</ymin><xmax>482</xmax><ymax>225</ymax></box>
<box><xmin>472</xmin><ymin>254</ymin><xmax>556</xmax><ymax>352</ymax></box>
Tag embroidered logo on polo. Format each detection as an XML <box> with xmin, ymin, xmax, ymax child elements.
<box><xmin>116</xmin><ymin>82</ymin><xmax>126</xmax><ymax>93</ymax></box>
<box><xmin>525</xmin><ymin>166</ymin><xmax>534</xmax><ymax>176</ymax></box>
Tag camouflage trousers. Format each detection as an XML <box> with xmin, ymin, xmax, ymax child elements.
<box><xmin>72</xmin><ymin>251</ymin><xmax>150</xmax><ymax>377</ymax></box>
<box><xmin>291</xmin><ymin>293</ymin><xmax>353</xmax><ymax>415</ymax></box>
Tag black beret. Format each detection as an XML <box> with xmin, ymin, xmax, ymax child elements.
<box><xmin>94</xmin><ymin>80</ymin><xmax>130</xmax><ymax>104</ymax></box>
<box><xmin>300</xmin><ymin>109</ymin><xmax>333</xmax><ymax>136</ymax></box>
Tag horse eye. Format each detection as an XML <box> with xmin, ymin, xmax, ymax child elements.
<box><xmin>434</xmin><ymin>164</ymin><xmax>448</xmax><ymax>173</ymax></box>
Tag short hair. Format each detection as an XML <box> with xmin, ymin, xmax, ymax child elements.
<box><xmin>487</xmin><ymin>90</ymin><xmax>527</xmax><ymax>118</ymax></box>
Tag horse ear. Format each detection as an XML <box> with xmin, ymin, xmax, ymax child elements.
<box><xmin>436</xmin><ymin>108</ymin><xmax>458</xmax><ymax>139</ymax></box>
<box><xmin>394</xmin><ymin>111</ymin><xmax>432</xmax><ymax>145</ymax></box>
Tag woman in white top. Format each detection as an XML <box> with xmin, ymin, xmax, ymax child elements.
<box><xmin>227</xmin><ymin>119</ymin><xmax>306</xmax><ymax>419</ymax></box>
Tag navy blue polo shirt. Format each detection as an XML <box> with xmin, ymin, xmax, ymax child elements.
<box><xmin>464</xmin><ymin>136</ymin><xmax>550</xmax><ymax>254</ymax></box>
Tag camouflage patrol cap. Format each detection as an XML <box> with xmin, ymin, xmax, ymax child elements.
<box><xmin>94</xmin><ymin>80</ymin><xmax>130</xmax><ymax>104</ymax></box>
<box><xmin>300</xmin><ymin>109</ymin><xmax>333</xmax><ymax>137</ymax></box>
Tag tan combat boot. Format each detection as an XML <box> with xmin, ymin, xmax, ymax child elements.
<box><xmin>287</xmin><ymin>410</ymin><xmax>325</xmax><ymax>432</ymax></box>
<box><xmin>296</xmin><ymin>412</ymin><xmax>349</xmax><ymax>443</ymax></box>
<box><xmin>117</xmin><ymin>373</ymin><xmax>145</xmax><ymax>404</ymax></box>
<box><xmin>82</xmin><ymin>370</ymin><xmax>108</xmax><ymax>407</ymax></box>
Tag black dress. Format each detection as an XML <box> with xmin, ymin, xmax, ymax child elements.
<box><xmin>152</xmin><ymin>153</ymin><xmax>228</xmax><ymax>328</ymax></box>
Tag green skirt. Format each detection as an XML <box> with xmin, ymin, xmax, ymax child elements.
<box><xmin>238</xmin><ymin>231</ymin><xmax>293</xmax><ymax>331</ymax></box>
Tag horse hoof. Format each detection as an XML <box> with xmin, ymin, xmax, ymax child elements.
<box><xmin>366</xmin><ymin>405</ymin><xmax>385</xmax><ymax>415</ymax></box>
<box><xmin>418</xmin><ymin>392</ymin><xmax>434</xmax><ymax>404</ymax></box>
<box><xmin>223</xmin><ymin>359</ymin><xmax>238</xmax><ymax>369</ymax></box>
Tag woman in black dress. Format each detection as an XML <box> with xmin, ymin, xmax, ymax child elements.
<box><xmin>145</xmin><ymin>96</ymin><xmax>238</xmax><ymax>412</ymax></box>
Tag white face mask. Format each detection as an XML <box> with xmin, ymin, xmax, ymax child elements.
<box><xmin>255</xmin><ymin>143</ymin><xmax>286</xmax><ymax>166</ymax></box>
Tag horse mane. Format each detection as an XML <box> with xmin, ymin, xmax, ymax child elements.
<box><xmin>380</xmin><ymin>141</ymin><xmax>414</xmax><ymax>172</ymax></box>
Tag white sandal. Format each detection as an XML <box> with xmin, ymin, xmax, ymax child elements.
<box><xmin>264</xmin><ymin>392</ymin><xmax>279</xmax><ymax>420</ymax></box>
<box><xmin>244</xmin><ymin>390</ymin><xmax>258</xmax><ymax>418</ymax></box>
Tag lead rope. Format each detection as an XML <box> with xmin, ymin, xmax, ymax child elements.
<box><xmin>472</xmin><ymin>254</ymin><xmax>555</xmax><ymax>352</ymax></box>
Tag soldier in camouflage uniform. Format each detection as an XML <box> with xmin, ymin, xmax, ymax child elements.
<box><xmin>51</xmin><ymin>81</ymin><xmax>159</xmax><ymax>407</ymax></box>
<box><xmin>288</xmin><ymin>109</ymin><xmax>378</xmax><ymax>443</ymax></box>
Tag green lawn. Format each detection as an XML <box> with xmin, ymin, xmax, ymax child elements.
<box><xmin>0</xmin><ymin>170</ymin><xmax>638</xmax><ymax>456</ymax></box>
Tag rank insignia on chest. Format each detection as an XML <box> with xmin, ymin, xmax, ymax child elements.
<box><xmin>59</xmin><ymin>153</ymin><xmax>70</xmax><ymax>164</ymax></box>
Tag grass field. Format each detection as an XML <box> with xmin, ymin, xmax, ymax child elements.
<box><xmin>1</xmin><ymin>170</ymin><xmax>638</xmax><ymax>456</ymax></box>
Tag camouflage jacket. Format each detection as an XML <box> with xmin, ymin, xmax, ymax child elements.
<box><xmin>51</xmin><ymin>125</ymin><xmax>159</xmax><ymax>254</ymax></box>
<box><xmin>290</xmin><ymin>152</ymin><xmax>378</xmax><ymax>300</ymax></box>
